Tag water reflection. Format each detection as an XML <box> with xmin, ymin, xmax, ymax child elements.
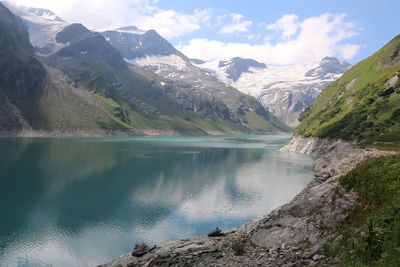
<box><xmin>0</xmin><ymin>136</ymin><xmax>314</xmax><ymax>266</ymax></box>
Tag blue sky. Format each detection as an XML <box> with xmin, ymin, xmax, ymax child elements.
<box><xmin>157</xmin><ymin>0</ymin><xmax>400</xmax><ymax>64</ymax></box>
<box><xmin>8</xmin><ymin>0</ymin><xmax>400</xmax><ymax>65</ymax></box>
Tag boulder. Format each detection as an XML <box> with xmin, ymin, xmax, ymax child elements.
<box><xmin>378</xmin><ymin>87</ymin><xmax>395</xmax><ymax>98</ymax></box>
<box><xmin>207</xmin><ymin>227</ymin><xmax>226</xmax><ymax>237</ymax></box>
<box><xmin>131</xmin><ymin>243</ymin><xmax>156</xmax><ymax>257</ymax></box>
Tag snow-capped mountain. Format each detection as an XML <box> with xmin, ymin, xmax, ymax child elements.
<box><xmin>218</xmin><ymin>57</ymin><xmax>267</xmax><ymax>81</ymax></box>
<box><xmin>102</xmin><ymin>27</ymin><xmax>187</xmax><ymax>60</ymax></box>
<box><xmin>101</xmin><ymin>27</ymin><xmax>287</xmax><ymax>130</ymax></box>
<box><xmin>194</xmin><ymin>57</ymin><xmax>351</xmax><ymax>127</ymax></box>
<box><xmin>0</xmin><ymin>3</ymin><xmax>289</xmax><ymax>134</ymax></box>
<box><xmin>4</xmin><ymin>2</ymin><xmax>66</xmax><ymax>49</ymax></box>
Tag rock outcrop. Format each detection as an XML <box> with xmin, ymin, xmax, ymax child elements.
<box><xmin>99</xmin><ymin>136</ymin><xmax>384</xmax><ymax>267</ymax></box>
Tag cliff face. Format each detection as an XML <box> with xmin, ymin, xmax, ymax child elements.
<box><xmin>100</xmin><ymin>136</ymin><xmax>383</xmax><ymax>267</ymax></box>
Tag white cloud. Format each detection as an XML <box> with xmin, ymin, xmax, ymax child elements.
<box><xmin>137</xmin><ymin>9</ymin><xmax>210</xmax><ymax>38</ymax></box>
<box><xmin>5</xmin><ymin>0</ymin><xmax>207</xmax><ymax>38</ymax></box>
<box><xmin>219</xmin><ymin>13</ymin><xmax>252</xmax><ymax>34</ymax></box>
<box><xmin>248</xmin><ymin>33</ymin><xmax>262</xmax><ymax>41</ymax></box>
<box><xmin>337</xmin><ymin>44</ymin><xmax>362</xmax><ymax>59</ymax></box>
<box><xmin>267</xmin><ymin>13</ymin><xmax>299</xmax><ymax>40</ymax></box>
<box><xmin>178</xmin><ymin>13</ymin><xmax>360</xmax><ymax>65</ymax></box>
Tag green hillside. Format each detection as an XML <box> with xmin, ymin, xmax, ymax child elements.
<box><xmin>327</xmin><ymin>154</ymin><xmax>400</xmax><ymax>266</ymax></box>
<box><xmin>296</xmin><ymin>35</ymin><xmax>400</xmax><ymax>148</ymax></box>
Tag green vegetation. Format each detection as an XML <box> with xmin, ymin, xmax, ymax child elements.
<box><xmin>245</xmin><ymin>111</ymin><xmax>290</xmax><ymax>133</ymax></box>
<box><xmin>296</xmin><ymin>35</ymin><xmax>400</xmax><ymax>149</ymax></box>
<box><xmin>231</xmin><ymin>242</ymin><xmax>246</xmax><ymax>256</ymax></box>
<box><xmin>294</xmin><ymin>35</ymin><xmax>400</xmax><ymax>265</ymax></box>
<box><xmin>327</xmin><ymin>155</ymin><xmax>400</xmax><ymax>266</ymax></box>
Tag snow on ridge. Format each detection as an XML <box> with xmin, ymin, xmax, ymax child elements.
<box><xmin>194</xmin><ymin>58</ymin><xmax>346</xmax><ymax>99</ymax></box>
<box><xmin>134</xmin><ymin>55</ymin><xmax>188</xmax><ymax>71</ymax></box>
<box><xmin>115</xmin><ymin>29</ymin><xmax>146</xmax><ymax>35</ymax></box>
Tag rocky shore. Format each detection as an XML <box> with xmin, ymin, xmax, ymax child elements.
<box><xmin>99</xmin><ymin>136</ymin><xmax>384</xmax><ymax>267</ymax></box>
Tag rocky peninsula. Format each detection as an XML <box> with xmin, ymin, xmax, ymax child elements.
<box><xmin>99</xmin><ymin>136</ymin><xmax>384</xmax><ymax>267</ymax></box>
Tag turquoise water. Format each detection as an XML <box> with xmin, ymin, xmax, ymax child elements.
<box><xmin>0</xmin><ymin>135</ymin><xmax>314</xmax><ymax>266</ymax></box>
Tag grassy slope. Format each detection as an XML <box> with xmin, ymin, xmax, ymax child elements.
<box><xmin>294</xmin><ymin>35</ymin><xmax>400</xmax><ymax>265</ymax></box>
<box><xmin>47</xmin><ymin>28</ymin><xmax>288</xmax><ymax>135</ymax></box>
<box><xmin>327</xmin><ymin>155</ymin><xmax>400</xmax><ymax>266</ymax></box>
<box><xmin>296</xmin><ymin>35</ymin><xmax>400</xmax><ymax>149</ymax></box>
<box><xmin>32</xmin><ymin>67</ymin><xmax>247</xmax><ymax>134</ymax></box>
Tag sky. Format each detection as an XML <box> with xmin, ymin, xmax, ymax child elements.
<box><xmin>6</xmin><ymin>0</ymin><xmax>400</xmax><ymax>65</ymax></box>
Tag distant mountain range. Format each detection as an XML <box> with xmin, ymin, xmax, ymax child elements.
<box><xmin>101</xmin><ymin>26</ymin><xmax>289</xmax><ymax>131</ymax></box>
<box><xmin>193</xmin><ymin>57</ymin><xmax>351</xmax><ymax>127</ymax></box>
<box><xmin>0</xmin><ymin>2</ymin><xmax>289</xmax><ymax>135</ymax></box>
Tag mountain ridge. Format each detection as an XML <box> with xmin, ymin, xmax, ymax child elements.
<box><xmin>195</xmin><ymin>57</ymin><xmax>351</xmax><ymax>127</ymax></box>
<box><xmin>296</xmin><ymin>34</ymin><xmax>400</xmax><ymax>148</ymax></box>
<box><xmin>102</xmin><ymin>25</ymin><xmax>289</xmax><ymax>132</ymax></box>
<box><xmin>0</xmin><ymin>3</ymin><xmax>290</xmax><ymax>135</ymax></box>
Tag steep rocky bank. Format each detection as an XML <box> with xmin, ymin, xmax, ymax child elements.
<box><xmin>99</xmin><ymin>136</ymin><xmax>384</xmax><ymax>267</ymax></box>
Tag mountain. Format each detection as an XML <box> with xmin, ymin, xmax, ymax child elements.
<box><xmin>103</xmin><ymin>27</ymin><xmax>188</xmax><ymax>60</ymax></box>
<box><xmin>0</xmin><ymin>2</ymin><xmax>47</xmax><ymax>132</ymax></box>
<box><xmin>0</xmin><ymin>3</ymin><xmax>289</xmax><ymax>135</ymax></box>
<box><xmin>4</xmin><ymin>2</ymin><xmax>66</xmax><ymax>50</ymax></box>
<box><xmin>194</xmin><ymin>57</ymin><xmax>351</xmax><ymax>127</ymax></box>
<box><xmin>5</xmin><ymin>2</ymin><xmax>290</xmax><ymax>134</ymax></box>
<box><xmin>102</xmin><ymin>27</ymin><xmax>289</xmax><ymax>132</ymax></box>
<box><xmin>217</xmin><ymin>57</ymin><xmax>267</xmax><ymax>82</ymax></box>
<box><xmin>0</xmin><ymin>5</ymin><xmax>143</xmax><ymax>134</ymax></box>
<box><xmin>305</xmin><ymin>57</ymin><xmax>351</xmax><ymax>79</ymax></box>
<box><xmin>296</xmin><ymin>35</ymin><xmax>400</xmax><ymax>148</ymax></box>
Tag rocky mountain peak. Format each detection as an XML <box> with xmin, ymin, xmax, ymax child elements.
<box><xmin>102</xmin><ymin>27</ymin><xmax>187</xmax><ymax>60</ymax></box>
<box><xmin>219</xmin><ymin>57</ymin><xmax>267</xmax><ymax>81</ymax></box>
<box><xmin>305</xmin><ymin>56</ymin><xmax>351</xmax><ymax>79</ymax></box>
<box><xmin>26</xmin><ymin>7</ymin><xmax>64</xmax><ymax>23</ymax></box>
<box><xmin>55</xmin><ymin>23</ymin><xmax>91</xmax><ymax>44</ymax></box>
<box><xmin>4</xmin><ymin>2</ymin><xmax>67</xmax><ymax>49</ymax></box>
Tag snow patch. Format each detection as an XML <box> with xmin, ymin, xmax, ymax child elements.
<box><xmin>135</xmin><ymin>55</ymin><xmax>188</xmax><ymax>71</ymax></box>
<box><xmin>115</xmin><ymin>29</ymin><xmax>146</xmax><ymax>35</ymax></box>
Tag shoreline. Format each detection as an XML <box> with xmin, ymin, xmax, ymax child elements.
<box><xmin>0</xmin><ymin>129</ymin><xmax>290</xmax><ymax>138</ymax></box>
<box><xmin>99</xmin><ymin>135</ymin><xmax>384</xmax><ymax>267</ymax></box>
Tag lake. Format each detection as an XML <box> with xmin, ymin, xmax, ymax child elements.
<box><xmin>0</xmin><ymin>135</ymin><xmax>314</xmax><ymax>266</ymax></box>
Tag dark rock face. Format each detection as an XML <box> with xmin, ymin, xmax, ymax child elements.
<box><xmin>55</xmin><ymin>23</ymin><xmax>91</xmax><ymax>44</ymax></box>
<box><xmin>0</xmin><ymin>2</ymin><xmax>47</xmax><ymax>131</ymax></box>
<box><xmin>0</xmin><ymin>2</ymin><xmax>45</xmax><ymax>97</ymax></box>
<box><xmin>219</xmin><ymin>57</ymin><xmax>267</xmax><ymax>81</ymax></box>
<box><xmin>378</xmin><ymin>87</ymin><xmax>395</xmax><ymax>98</ymax></box>
<box><xmin>102</xmin><ymin>28</ymin><xmax>187</xmax><ymax>60</ymax></box>
<box><xmin>51</xmin><ymin>24</ymin><xmax>131</xmax><ymax>93</ymax></box>
<box><xmin>305</xmin><ymin>57</ymin><xmax>351</xmax><ymax>79</ymax></box>
<box><xmin>170</xmin><ymin>90</ymin><xmax>232</xmax><ymax>121</ymax></box>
